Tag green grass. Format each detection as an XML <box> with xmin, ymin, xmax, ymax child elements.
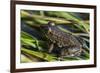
<box><xmin>21</xmin><ymin>10</ymin><xmax>90</xmax><ymax>62</ymax></box>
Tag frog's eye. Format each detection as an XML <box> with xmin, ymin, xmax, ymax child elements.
<box><xmin>48</xmin><ymin>21</ymin><xmax>55</xmax><ymax>26</ymax></box>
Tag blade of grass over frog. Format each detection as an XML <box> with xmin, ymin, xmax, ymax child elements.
<box><xmin>21</xmin><ymin>11</ymin><xmax>71</xmax><ymax>24</ymax></box>
<box><xmin>21</xmin><ymin>48</ymin><xmax>57</xmax><ymax>61</ymax></box>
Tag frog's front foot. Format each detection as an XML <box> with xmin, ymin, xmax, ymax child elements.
<box><xmin>48</xmin><ymin>43</ymin><xmax>54</xmax><ymax>53</ymax></box>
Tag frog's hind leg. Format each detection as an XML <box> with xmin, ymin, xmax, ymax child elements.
<box><xmin>57</xmin><ymin>48</ymin><xmax>69</xmax><ymax>61</ymax></box>
<box><xmin>58</xmin><ymin>47</ymin><xmax>82</xmax><ymax>61</ymax></box>
<box><xmin>74</xmin><ymin>48</ymin><xmax>83</xmax><ymax>56</ymax></box>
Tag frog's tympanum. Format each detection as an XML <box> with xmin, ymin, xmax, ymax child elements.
<box><xmin>39</xmin><ymin>22</ymin><xmax>82</xmax><ymax>59</ymax></box>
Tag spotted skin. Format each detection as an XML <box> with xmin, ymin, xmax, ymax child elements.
<box><xmin>40</xmin><ymin>22</ymin><xmax>82</xmax><ymax>59</ymax></box>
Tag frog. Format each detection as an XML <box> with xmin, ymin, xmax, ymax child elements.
<box><xmin>39</xmin><ymin>21</ymin><xmax>82</xmax><ymax>60</ymax></box>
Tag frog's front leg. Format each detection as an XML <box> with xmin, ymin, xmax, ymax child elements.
<box><xmin>48</xmin><ymin>43</ymin><xmax>54</xmax><ymax>53</ymax></box>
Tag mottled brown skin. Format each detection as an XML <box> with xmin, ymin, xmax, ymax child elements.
<box><xmin>41</xmin><ymin>22</ymin><xmax>82</xmax><ymax>59</ymax></box>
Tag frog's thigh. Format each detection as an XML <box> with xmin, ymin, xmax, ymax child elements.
<box><xmin>60</xmin><ymin>48</ymin><xmax>69</xmax><ymax>56</ymax></box>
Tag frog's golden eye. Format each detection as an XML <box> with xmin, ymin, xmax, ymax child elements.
<box><xmin>51</xmin><ymin>23</ymin><xmax>55</xmax><ymax>26</ymax></box>
<box><xmin>48</xmin><ymin>21</ymin><xmax>55</xmax><ymax>26</ymax></box>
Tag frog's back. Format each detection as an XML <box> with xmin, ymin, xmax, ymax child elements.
<box><xmin>46</xmin><ymin>25</ymin><xmax>81</xmax><ymax>48</ymax></box>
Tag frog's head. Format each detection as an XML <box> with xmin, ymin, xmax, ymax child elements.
<box><xmin>40</xmin><ymin>21</ymin><xmax>55</xmax><ymax>33</ymax></box>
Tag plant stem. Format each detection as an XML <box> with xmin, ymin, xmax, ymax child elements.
<box><xmin>21</xmin><ymin>11</ymin><xmax>71</xmax><ymax>24</ymax></box>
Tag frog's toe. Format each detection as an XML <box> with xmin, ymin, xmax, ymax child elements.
<box><xmin>57</xmin><ymin>57</ymin><xmax>65</xmax><ymax>61</ymax></box>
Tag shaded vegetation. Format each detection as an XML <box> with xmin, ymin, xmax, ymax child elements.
<box><xmin>21</xmin><ymin>10</ymin><xmax>90</xmax><ymax>62</ymax></box>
